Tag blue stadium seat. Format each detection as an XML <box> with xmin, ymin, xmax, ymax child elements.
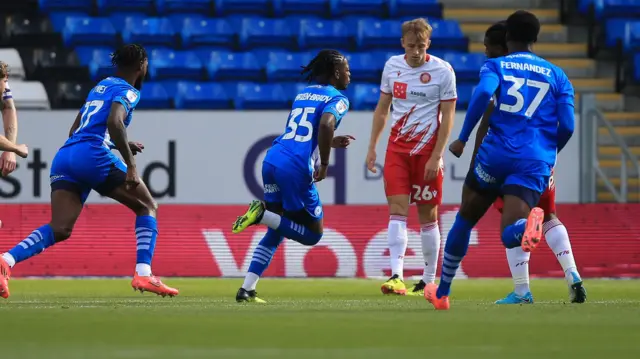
<box><xmin>344</xmin><ymin>52</ymin><xmax>381</xmax><ymax>82</ymax></box>
<box><xmin>138</xmin><ymin>82</ymin><xmax>172</xmax><ymax>109</ymax></box>
<box><xmin>205</xmin><ymin>51</ymin><xmax>263</xmax><ymax>81</ymax></box>
<box><xmin>456</xmin><ymin>84</ymin><xmax>474</xmax><ymax>110</ymax></box>
<box><xmin>330</xmin><ymin>0</ymin><xmax>385</xmax><ymax>17</ymax></box>
<box><xmin>356</xmin><ymin>19</ymin><xmax>401</xmax><ymax>50</ymax></box>
<box><xmin>109</xmin><ymin>12</ymin><xmax>147</xmax><ymax>30</ymax></box>
<box><xmin>265</xmin><ymin>51</ymin><xmax>312</xmax><ymax>81</ymax></box>
<box><xmin>234</xmin><ymin>82</ymin><xmax>289</xmax><ymax>109</ymax></box>
<box><xmin>175</xmin><ymin>82</ymin><xmax>232</xmax><ymax>109</ymax></box>
<box><xmin>148</xmin><ymin>49</ymin><xmax>204</xmax><ymax>80</ymax></box>
<box><xmin>239</xmin><ymin>18</ymin><xmax>295</xmax><ymax>50</ymax></box>
<box><xmin>39</xmin><ymin>0</ymin><xmax>93</xmax><ymax>13</ymax></box>
<box><xmin>583</xmin><ymin>0</ymin><xmax>640</xmax><ymax>20</ymax></box>
<box><xmin>49</xmin><ymin>12</ymin><xmax>88</xmax><ymax>32</ymax></box>
<box><xmin>122</xmin><ymin>17</ymin><xmax>177</xmax><ymax>47</ymax></box>
<box><xmin>216</xmin><ymin>0</ymin><xmax>271</xmax><ymax>16</ymax></box>
<box><xmin>96</xmin><ymin>0</ymin><xmax>155</xmax><ymax>14</ymax></box>
<box><xmin>182</xmin><ymin>18</ymin><xmax>235</xmax><ymax>48</ymax></box>
<box><xmin>443</xmin><ymin>52</ymin><xmax>485</xmax><ymax>82</ymax></box>
<box><xmin>351</xmin><ymin>83</ymin><xmax>380</xmax><ymax>110</ymax></box>
<box><xmin>605</xmin><ymin>19</ymin><xmax>640</xmax><ymax>52</ymax></box>
<box><xmin>273</xmin><ymin>0</ymin><xmax>328</xmax><ymax>16</ymax></box>
<box><xmin>281</xmin><ymin>82</ymin><xmax>308</xmax><ymax>99</ymax></box>
<box><xmin>429</xmin><ymin>20</ymin><xmax>467</xmax><ymax>51</ymax></box>
<box><xmin>388</xmin><ymin>0</ymin><xmax>441</xmax><ymax>18</ymax></box>
<box><xmin>75</xmin><ymin>47</ymin><xmax>115</xmax><ymax>80</ymax></box>
<box><xmin>299</xmin><ymin>19</ymin><xmax>351</xmax><ymax>50</ymax></box>
<box><xmin>156</xmin><ymin>0</ymin><xmax>211</xmax><ymax>14</ymax></box>
<box><xmin>62</xmin><ymin>17</ymin><xmax>117</xmax><ymax>47</ymax></box>
<box><xmin>166</xmin><ymin>13</ymin><xmax>206</xmax><ymax>29</ymax></box>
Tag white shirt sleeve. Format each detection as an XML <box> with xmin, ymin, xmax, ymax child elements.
<box><xmin>439</xmin><ymin>65</ymin><xmax>457</xmax><ymax>101</ymax></box>
<box><xmin>380</xmin><ymin>60</ymin><xmax>392</xmax><ymax>94</ymax></box>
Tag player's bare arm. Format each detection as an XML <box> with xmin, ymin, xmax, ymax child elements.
<box><xmin>366</xmin><ymin>92</ymin><xmax>392</xmax><ymax>173</ymax></box>
<box><xmin>0</xmin><ymin>90</ymin><xmax>19</xmax><ymax>175</ymax></box>
<box><xmin>425</xmin><ymin>99</ymin><xmax>456</xmax><ymax>181</ymax></box>
<box><xmin>314</xmin><ymin>112</ymin><xmax>336</xmax><ymax>182</ymax></box>
<box><xmin>106</xmin><ymin>102</ymin><xmax>138</xmax><ymax>189</ymax></box>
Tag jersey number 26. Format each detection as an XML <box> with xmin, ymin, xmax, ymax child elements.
<box><xmin>283</xmin><ymin>107</ymin><xmax>315</xmax><ymax>143</ymax></box>
<box><xmin>499</xmin><ymin>76</ymin><xmax>550</xmax><ymax>117</ymax></box>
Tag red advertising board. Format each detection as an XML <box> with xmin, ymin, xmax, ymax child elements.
<box><xmin>0</xmin><ymin>204</ymin><xmax>639</xmax><ymax>278</ymax></box>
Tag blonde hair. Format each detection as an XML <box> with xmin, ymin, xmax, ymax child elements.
<box><xmin>401</xmin><ymin>18</ymin><xmax>432</xmax><ymax>41</ymax></box>
<box><xmin>0</xmin><ymin>61</ymin><xmax>8</xmax><ymax>78</ymax></box>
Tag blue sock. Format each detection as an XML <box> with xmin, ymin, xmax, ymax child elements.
<box><xmin>437</xmin><ymin>213</ymin><xmax>473</xmax><ymax>298</ymax></box>
<box><xmin>502</xmin><ymin>219</ymin><xmax>527</xmax><ymax>249</ymax></box>
<box><xmin>135</xmin><ymin>216</ymin><xmax>157</xmax><ymax>272</ymax></box>
<box><xmin>7</xmin><ymin>224</ymin><xmax>56</xmax><ymax>265</ymax></box>
<box><xmin>247</xmin><ymin>229</ymin><xmax>284</xmax><ymax>276</ymax></box>
<box><xmin>276</xmin><ymin>217</ymin><xmax>322</xmax><ymax>246</ymax></box>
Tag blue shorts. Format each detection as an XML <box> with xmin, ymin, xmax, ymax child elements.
<box><xmin>262</xmin><ymin>161</ymin><xmax>323</xmax><ymax>220</ymax></box>
<box><xmin>465</xmin><ymin>145</ymin><xmax>551</xmax><ymax>208</ymax></box>
<box><xmin>50</xmin><ymin>142</ymin><xmax>127</xmax><ymax>203</ymax></box>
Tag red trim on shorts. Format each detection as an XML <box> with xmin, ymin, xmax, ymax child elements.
<box><xmin>440</xmin><ymin>98</ymin><xmax>457</xmax><ymax>102</ymax></box>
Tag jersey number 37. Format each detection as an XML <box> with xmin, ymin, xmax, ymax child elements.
<box><xmin>499</xmin><ymin>75</ymin><xmax>550</xmax><ymax>117</ymax></box>
<box><xmin>283</xmin><ymin>107</ymin><xmax>315</xmax><ymax>143</ymax></box>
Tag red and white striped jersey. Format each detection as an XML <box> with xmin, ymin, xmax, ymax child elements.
<box><xmin>380</xmin><ymin>54</ymin><xmax>457</xmax><ymax>156</ymax></box>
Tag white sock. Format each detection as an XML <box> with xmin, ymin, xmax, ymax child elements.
<box><xmin>2</xmin><ymin>253</ymin><xmax>16</xmax><ymax>268</ymax></box>
<box><xmin>259</xmin><ymin>210</ymin><xmax>281</xmax><ymax>229</ymax></box>
<box><xmin>388</xmin><ymin>215</ymin><xmax>408</xmax><ymax>279</ymax></box>
<box><xmin>544</xmin><ymin>219</ymin><xmax>579</xmax><ymax>283</ymax></box>
<box><xmin>136</xmin><ymin>263</ymin><xmax>152</xmax><ymax>276</ymax></box>
<box><xmin>242</xmin><ymin>272</ymin><xmax>260</xmax><ymax>291</ymax></box>
<box><xmin>420</xmin><ymin>222</ymin><xmax>441</xmax><ymax>284</ymax></box>
<box><xmin>506</xmin><ymin>247</ymin><xmax>531</xmax><ymax>296</ymax></box>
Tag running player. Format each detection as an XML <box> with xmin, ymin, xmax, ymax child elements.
<box><xmin>460</xmin><ymin>21</ymin><xmax>586</xmax><ymax>304</ymax></box>
<box><xmin>366</xmin><ymin>18</ymin><xmax>457</xmax><ymax>296</ymax></box>
<box><xmin>0</xmin><ymin>44</ymin><xmax>178</xmax><ymax>299</ymax></box>
<box><xmin>425</xmin><ymin>10</ymin><xmax>576</xmax><ymax>310</ymax></box>
<box><xmin>232</xmin><ymin>49</ymin><xmax>353</xmax><ymax>303</ymax></box>
<box><xmin>0</xmin><ymin>61</ymin><xmax>28</xmax><ymax>175</ymax></box>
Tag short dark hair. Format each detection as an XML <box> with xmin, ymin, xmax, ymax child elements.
<box><xmin>505</xmin><ymin>10</ymin><xmax>540</xmax><ymax>44</ymax></box>
<box><xmin>111</xmin><ymin>44</ymin><xmax>147</xmax><ymax>69</ymax></box>
<box><xmin>485</xmin><ymin>21</ymin><xmax>507</xmax><ymax>49</ymax></box>
<box><xmin>300</xmin><ymin>49</ymin><xmax>345</xmax><ymax>83</ymax></box>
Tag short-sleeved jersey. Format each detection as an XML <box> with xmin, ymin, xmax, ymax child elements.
<box><xmin>2</xmin><ymin>82</ymin><xmax>12</xmax><ymax>101</ymax></box>
<box><xmin>481</xmin><ymin>52</ymin><xmax>574</xmax><ymax>167</ymax></box>
<box><xmin>265</xmin><ymin>84</ymin><xmax>350</xmax><ymax>174</ymax></box>
<box><xmin>64</xmin><ymin>77</ymin><xmax>141</xmax><ymax>149</ymax></box>
<box><xmin>380</xmin><ymin>54</ymin><xmax>457</xmax><ymax>156</ymax></box>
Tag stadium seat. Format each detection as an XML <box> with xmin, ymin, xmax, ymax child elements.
<box><xmin>5</xmin><ymin>14</ymin><xmax>61</xmax><ymax>49</ymax></box>
<box><xmin>28</xmin><ymin>48</ymin><xmax>89</xmax><ymax>83</ymax></box>
<box><xmin>52</xmin><ymin>81</ymin><xmax>93</xmax><ymax>108</ymax></box>
<box><xmin>96</xmin><ymin>0</ymin><xmax>155</xmax><ymax>14</ymax></box>
<box><xmin>166</xmin><ymin>13</ymin><xmax>206</xmax><ymax>29</ymax></box>
<box><xmin>156</xmin><ymin>0</ymin><xmax>211</xmax><ymax>14</ymax></box>
<box><xmin>344</xmin><ymin>52</ymin><xmax>382</xmax><ymax>82</ymax></box>
<box><xmin>138</xmin><ymin>82</ymin><xmax>172</xmax><ymax>109</ymax></box>
<box><xmin>356</xmin><ymin>19</ymin><xmax>402</xmax><ymax>50</ymax></box>
<box><xmin>182</xmin><ymin>18</ymin><xmax>235</xmax><ymax>48</ymax></box>
<box><xmin>174</xmin><ymin>82</ymin><xmax>232</xmax><ymax>109</ymax></box>
<box><xmin>429</xmin><ymin>20</ymin><xmax>467</xmax><ymax>51</ymax></box>
<box><xmin>239</xmin><ymin>18</ymin><xmax>295</xmax><ymax>50</ymax></box>
<box><xmin>38</xmin><ymin>0</ymin><xmax>93</xmax><ymax>13</ymax></box>
<box><xmin>272</xmin><ymin>0</ymin><xmax>328</xmax><ymax>16</ymax></box>
<box><xmin>265</xmin><ymin>51</ymin><xmax>312</xmax><ymax>81</ymax></box>
<box><xmin>109</xmin><ymin>12</ymin><xmax>146</xmax><ymax>30</ymax></box>
<box><xmin>0</xmin><ymin>49</ymin><xmax>26</xmax><ymax>80</ymax></box>
<box><xmin>606</xmin><ymin>19</ymin><xmax>640</xmax><ymax>52</ymax></box>
<box><xmin>351</xmin><ymin>83</ymin><xmax>380</xmax><ymax>110</ymax></box>
<box><xmin>75</xmin><ymin>47</ymin><xmax>115</xmax><ymax>80</ymax></box>
<box><xmin>280</xmin><ymin>82</ymin><xmax>309</xmax><ymax>100</ymax></box>
<box><xmin>9</xmin><ymin>81</ymin><xmax>50</xmax><ymax>110</ymax></box>
<box><xmin>62</xmin><ymin>17</ymin><xmax>117</xmax><ymax>47</ymax></box>
<box><xmin>388</xmin><ymin>0</ymin><xmax>442</xmax><ymax>18</ymax></box>
<box><xmin>49</xmin><ymin>12</ymin><xmax>86</xmax><ymax>32</ymax></box>
<box><xmin>329</xmin><ymin>0</ymin><xmax>385</xmax><ymax>17</ymax></box>
<box><xmin>588</xmin><ymin>0</ymin><xmax>640</xmax><ymax>20</ymax></box>
<box><xmin>456</xmin><ymin>84</ymin><xmax>474</xmax><ymax>110</ymax></box>
<box><xmin>122</xmin><ymin>17</ymin><xmax>177</xmax><ymax>47</ymax></box>
<box><xmin>205</xmin><ymin>51</ymin><xmax>263</xmax><ymax>81</ymax></box>
<box><xmin>443</xmin><ymin>52</ymin><xmax>485</xmax><ymax>82</ymax></box>
<box><xmin>299</xmin><ymin>19</ymin><xmax>351</xmax><ymax>50</ymax></box>
<box><xmin>149</xmin><ymin>49</ymin><xmax>204</xmax><ymax>80</ymax></box>
<box><xmin>234</xmin><ymin>82</ymin><xmax>289</xmax><ymax>109</ymax></box>
<box><xmin>215</xmin><ymin>0</ymin><xmax>271</xmax><ymax>16</ymax></box>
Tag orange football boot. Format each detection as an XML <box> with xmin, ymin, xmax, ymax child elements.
<box><xmin>521</xmin><ymin>207</ymin><xmax>544</xmax><ymax>253</ymax></box>
<box><xmin>131</xmin><ymin>273</ymin><xmax>179</xmax><ymax>297</ymax></box>
<box><xmin>0</xmin><ymin>257</ymin><xmax>11</xmax><ymax>299</ymax></box>
<box><xmin>424</xmin><ymin>283</ymin><xmax>450</xmax><ymax>310</ymax></box>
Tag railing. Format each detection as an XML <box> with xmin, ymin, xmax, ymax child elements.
<box><xmin>580</xmin><ymin>94</ymin><xmax>640</xmax><ymax>202</ymax></box>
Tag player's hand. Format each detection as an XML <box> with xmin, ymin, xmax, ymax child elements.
<box><xmin>313</xmin><ymin>164</ymin><xmax>328</xmax><ymax>182</ymax></box>
<box><xmin>0</xmin><ymin>151</ymin><xmax>18</xmax><ymax>175</ymax></box>
<box><xmin>366</xmin><ymin>149</ymin><xmax>377</xmax><ymax>173</ymax></box>
<box><xmin>125</xmin><ymin>166</ymin><xmax>140</xmax><ymax>190</ymax></box>
<box><xmin>129</xmin><ymin>141</ymin><xmax>144</xmax><ymax>155</ymax></box>
<box><xmin>12</xmin><ymin>145</ymin><xmax>28</xmax><ymax>160</ymax></box>
<box><xmin>332</xmin><ymin>135</ymin><xmax>355</xmax><ymax>148</ymax></box>
<box><xmin>449</xmin><ymin>140</ymin><xmax>465</xmax><ymax>158</ymax></box>
<box><xmin>424</xmin><ymin>156</ymin><xmax>441</xmax><ymax>181</ymax></box>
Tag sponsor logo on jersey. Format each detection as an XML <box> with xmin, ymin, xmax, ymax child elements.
<box><xmin>126</xmin><ymin>90</ymin><xmax>138</xmax><ymax>103</ymax></box>
<box><xmin>336</xmin><ymin>99</ymin><xmax>347</xmax><ymax>114</ymax></box>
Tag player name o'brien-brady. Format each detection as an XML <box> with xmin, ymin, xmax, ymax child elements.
<box><xmin>500</xmin><ymin>61</ymin><xmax>552</xmax><ymax>77</ymax></box>
<box><xmin>294</xmin><ymin>92</ymin><xmax>333</xmax><ymax>103</ymax></box>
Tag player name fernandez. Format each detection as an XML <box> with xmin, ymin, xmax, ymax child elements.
<box><xmin>500</xmin><ymin>61</ymin><xmax>552</xmax><ymax>77</ymax></box>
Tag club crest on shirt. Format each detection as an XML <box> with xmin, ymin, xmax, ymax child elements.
<box><xmin>420</xmin><ymin>72</ymin><xmax>431</xmax><ymax>84</ymax></box>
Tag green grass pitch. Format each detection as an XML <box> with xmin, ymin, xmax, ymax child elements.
<box><xmin>1</xmin><ymin>278</ymin><xmax>639</xmax><ymax>359</ymax></box>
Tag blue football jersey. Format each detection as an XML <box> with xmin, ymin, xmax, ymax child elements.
<box><xmin>64</xmin><ymin>77</ymin><xmax>141</xmax><ymax>149</ymax></box>
<box><xmin>265</xmin><ymin>85</ymin><xmax>350</xmax><ymax>174</ymax></box>
<box><xmin>481</xmin><ymin>52</ymin><xmax>574</xmax><ymax>167</ymax></box>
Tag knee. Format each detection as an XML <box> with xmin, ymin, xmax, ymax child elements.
<box><xmin>49</xmin><ymin>224</ymin><xmax>73</xmax><ymax>242</ymax></box>
<box><xmin>388</xmin><ymin>201</ymin><xmax>409</xmax><ymax>217</ymax></box>
<box><xmin>417</xmin><ymin>204</ymin><xmax>438</xmax><ymax>224</ymax></box>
